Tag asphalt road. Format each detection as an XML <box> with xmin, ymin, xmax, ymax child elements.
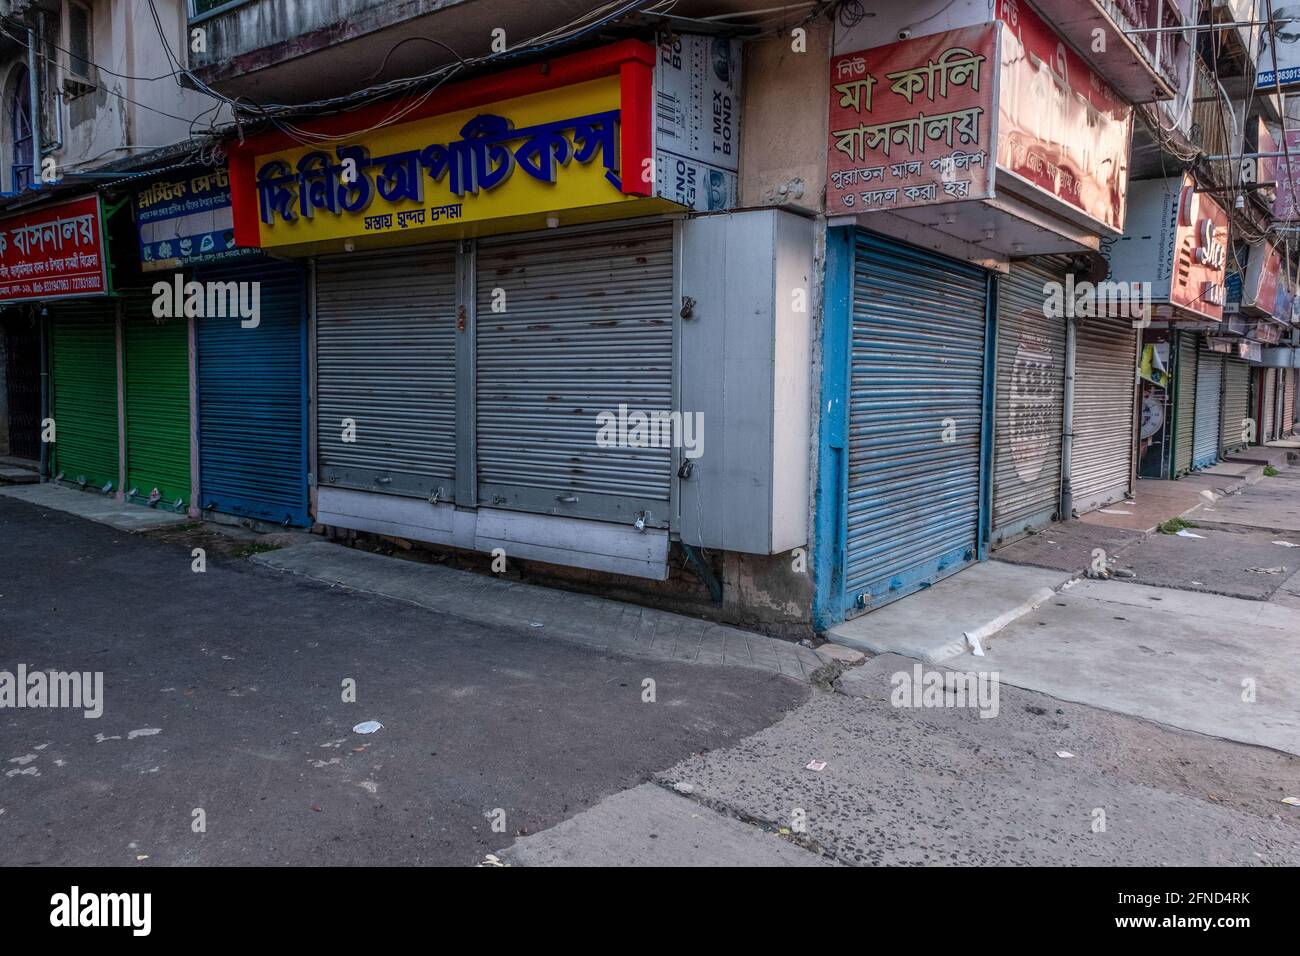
<box><xmin>0</xmin><ymin>497</ymin><xmax>807</xmax><ymax>866</ymax></box>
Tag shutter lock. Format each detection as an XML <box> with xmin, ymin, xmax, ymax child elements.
<box><xmin>680</xmin><ymin>295</ymin><xmax>696</xmax><ymax>320</ymax></box>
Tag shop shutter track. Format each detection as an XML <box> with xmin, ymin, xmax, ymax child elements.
<box><xmin>50</xmin><ymin>300</ymin><xmax>119</xmax><ymax>491</ymax></box>
<box><xmin>123</xmin><ymin>294</ymin><xmax>191</xmax><ymax>507</ymax></box>
<box><xmin>1173</xmin><ymin>331</ymin><xmax>1198</xmax><ymax>475</ymax></box>
<box><xmin>1070</xmin><ymin>315</ymin><xmax>1137</xmax><ymax>512</ymax></box>
<box><xmin>991</xmin><ymin>257</ymin><xmax>1067</xmax><ymax>545</ymax></box>
<box><xmin>196</xmin><ymin>261</ymin><xmax>309</xmax><ymax>525</ymax></box>
<box><xmin>475</xmin><ymin>223</ymin><xmax>675</xmax><ymax>526</ymax></box>
<box><xmin>316</xmin><ymin>246</ymin><xmax>458</xmax><ymax>500</ymax></box>
<box><xmin>844</xmin><ymin>230</ymin><xmax>987</xmax><ymax>614</ymax></box>
<box><xmin>1192</xmin><ymin>342</ymin><xmax>1223</xmax><ymax>469</ymax></box>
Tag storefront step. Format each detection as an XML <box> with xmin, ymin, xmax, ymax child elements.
<box><xmin>826</xmin><ymin>562</ymin><xmax>1075</xmax><ymax>664</ymax></box>
<box><xmin>252</xmin><ymin>540</ymin><xmax>828</xmax><ymax>683</ymax></box>
<box><xmin>0</xmin><ymin>482</ymin><xmax>189</xmax><ymax>532</ymax></box>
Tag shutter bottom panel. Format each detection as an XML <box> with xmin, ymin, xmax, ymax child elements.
<box><xmin>844</xmin><ymin>231</ymin><xmax>986</xmax><ymax>614</ymax></box>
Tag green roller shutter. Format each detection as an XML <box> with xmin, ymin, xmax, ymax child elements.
<box><xmin>50</xmin><ymin>301</ymin><xmax>119</xmax><ymax>491</ymax></box>
<box><xmin>124</xmin><ymin>296</ymin><xmax>191</xmax><ymax>508</ymax></box>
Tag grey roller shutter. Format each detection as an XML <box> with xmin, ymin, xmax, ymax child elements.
<box><xmin>316</xmin><ymin>245</ymin><xmax>458</xmax><ymax>500</ymax></box>
<box><xmin>1220</xmin><ymin>356</ymin><xmax>1250</xmax><ymax>456</ymax></box>
<box><xmin>474</xmin><ymin>222</ymin><xmax>674</xmax><ymax>527</ymax></box>
<box><xmin>1071</xmin><ymin>315</ymin><xmax>1137</xmax><ymax>513</ymax></box>
<box><xmin>1261</xmin><ymin>367</ymin><xmax>1276</xmax><ymax>443</ymax></box>
<box><xmin>1173</xmin><ymin>331</ymin><xmax>1198</xmax><ymax>474</ymax></box>
<box><xmin>844</xmin><ymin>231</ymin><xmax>988</xmax><ymax>614</ymax></box>
<box><xmin>1192</xmin><ymin>343</ymin><xmax>1223</xmax><ymax>469</ymax></box>
<box><xmin>991</xmin><ymin>257</ymin><xmax>1066</xmax><ymax>545</ymax></box>
<box><xmin>1284</xmin><ymin>369</ymin><xmax>1296</xmax><ymax>436</ymax></box>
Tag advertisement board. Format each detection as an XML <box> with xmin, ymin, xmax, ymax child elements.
<box><xmin>0</xmin><ymin>194</ymin><xmax>108</xmax><ymax>303</ymax></box>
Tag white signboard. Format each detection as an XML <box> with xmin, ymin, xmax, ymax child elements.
<box><xmin>655</xmin><ymin>33</ymin><xmax>741</xmax><ymax>211</ymax></box>
<box><xmin>1256</xmin><ymin>7</ymin><xmax>1300</xmax><ymax>90</ymax></box>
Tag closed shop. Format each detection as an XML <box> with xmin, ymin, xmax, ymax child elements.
<box><xmin>195</xmin><ymin>260</ymin><xmax>309</xmax><ymax>526</ymax></box>
<box><xmin>1192</xmin><ymin>342</ymin><xmax>1223</xmax><ymax>469</ymax></box>
<box><xmin>50</xmin><ymin>300</ymin><xmax>119</xmax><ymax>490</ymax></box>
<box><xmin>1220</xmin><ymin>355</ymin><xmax>1251</xmax><ymax>456</ymax></box>
<box><xmin>991</xmin><ymin>257</ymin><xmax>1066</xmax><ymax>545</ymax></box>
<box><xmin>1070</xmin><ymin>315</ymin><xmax>1138</xmax><ymax>513</ymax></box>
<box><xmin>1172</xmin><ymin>331</ymin><xmax>1198</xmax><ymax>474</ymax></box>
<box><xmin>1260</xmin><ymin>367</ymin><xmax>1276</xmax><ymax>443</ymax></box>
<box><xmin>843</xmin><ymin>231</ymin><xmax>989</xmax><ymax>614</ymax></box>
<box><xmin>123</xmin><ymin>295</ymin><xmax>191</xmax><ymax>509</ymax></box>
<box><xmin>1284</xmin><ymin>368</ymin><xmax>1297</xmax><ymax>436</ymax></box>
<box><xmin>475</xmin><ymin>223</ymin><xmax>674</xmax><ymax>526</ymax></box>
<box><xmin>316</xmin><ymin>246</ymin><xmax>458</xmax><ymax>502</ymax></box>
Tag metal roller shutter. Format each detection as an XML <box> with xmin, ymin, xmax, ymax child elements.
<box><xmin>123</xmin><ymin>294</ymin><xmax>191</xmax><ymax>508</ymax></box>
<box><xmin>991</xmin><ymin>257</ymin><xmax>1066</xmax><ymax>545</ymax></box>
<box><xmin>1261</xmin><ymin>367</ymin><xmax>1276</xmax><ymax>443</ymax></box>
<box><xmin>1192</xmin><ymin>343</ymin><xmax>1223</xmax><ymax>469</ymax></box>
<box><xmin>3</xmin><ymin>315</ymin><xmax>40</xmax><ymax>460</ymax></box>
<box><xmin>50</xmin><ymin>300</ymin><xmax>118</xmax><ymax>491</ymax></box>
<box><xmin>475</xmin><ymin>222</ymin><xmax>675</xmax><ymax>526</ymax></box>
<box><xmin>1172</xmin><ymin>331</ymin><xmax>1198</xmax><ymax>474</ymax></box>
<box><xmin>1284</xmin><ymin>369</ymin><xmax>1297</xmax><ymax>436</ymax></box>
<box><xmin>316</xmin><ymin>246</ymin><xmax>458</xmax><ymax>500</ymax></box>
<box><xmin>844</xmin><ymin>231</ymin><xmax>988</xmax><ymax>614</ymax></box>
<box><xmin>196</xmin><ymin>260</ymin><xmax>309</xmax><ymax>526</ymax></box>
<box><xmin>1220</xmin><ymin>356</ymin><xmax>1251</xmax><ymax>456</ymax></box>
<box><xmin>1070</xmin><ymin>315</ymin><xmax>1137</xmax><ymax>512</ymax></box>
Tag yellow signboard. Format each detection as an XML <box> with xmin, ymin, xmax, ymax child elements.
<box><xmin>253</xmin><ymin>76</ymin><xmax>650</xmax><ymax>250</ymax></box>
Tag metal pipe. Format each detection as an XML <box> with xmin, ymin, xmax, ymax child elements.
<box><xmin>26</xmin><ymin>28</ymin><xmax>41</xmax><ymax>185</ymax></box>
<box><xmin>1060</xmin><ymin>317</ymin><xmax>1077</xmax><ymax>519</ymax></box>
<box><xmin>38</xmin><ymin>305</ymin><xmax>48</xmax><ymax>478</ymax></box>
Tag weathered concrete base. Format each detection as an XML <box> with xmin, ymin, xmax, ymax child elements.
<box><xmin>0</xmin><ymin>466</ymin><xmax>38</xmax><ymax>484</ymax></box>
<box><xmin>943</xmin><ymin>579</ymin><xmax>1300</xmax><ymax>756</ymax></box>
<box><xmin>826</xmin><ymin>561</ymin><xmax>1074</xmax><ymax>662</ymax></box>
<box><xmin>0</xmin><ymin>481</ymin><xmax>188</xmax><ymax>531</ymax></box>
<box><xmin>254</xmin><ymin>540</ymin><xmax>827</xmax><ymax>682</ymax></box>
<box><xmin>498</xmin><ymin>783</ymin><xmax>833</xmax><ymax>867</ymax></box>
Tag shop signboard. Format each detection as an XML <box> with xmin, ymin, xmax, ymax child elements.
<box><xmin>227</xmin><ymin>42</ymin><xmax>670</xmax><ymax>252</ymax></box>
<box><xmin>0</xmin><ymin>194</ymin><xmax>108</xmax><ymax>303</ymax></box>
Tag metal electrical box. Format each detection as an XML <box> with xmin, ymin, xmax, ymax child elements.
<box><xmin>677</xmin><ymin>208</ymin><xmax>813</xmax><ymax>554</ymax></box>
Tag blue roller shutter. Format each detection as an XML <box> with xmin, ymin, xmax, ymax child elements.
<box><xmin>844</xmin><ymin>231</ymin><xmax>989</xmax><ymax>615</ymax></box>
<box><xmin>195</xmin><ymin>260</ymin><xmax>309</xmax><ymax>526</ymax></box>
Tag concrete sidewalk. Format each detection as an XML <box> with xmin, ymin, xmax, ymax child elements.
<box><xmin>0</xmin><ymin>481</ymin><xmax>189</xmax><ymax>531</ymax></box>
<box><xmin>254</xmin><ymin>540</ymin><xmax>830</xmax><ymax>683</ymax></box>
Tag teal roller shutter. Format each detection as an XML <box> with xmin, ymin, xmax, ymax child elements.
<box><xmin>123</xmin><ymin>294</ymin><xmax>191</xmax><ymax>508</ymax></box>
<box><xmin>844</xmin><ymin>231</ymin><xmax>988</xmax><ymax>615</ymax></box>
<box><xmin>50</xmin><ymin>300</ymin><xmax>118</xmax><ymax>491</ymax></box>
<box><xmin>195</xmin><ymin>260</ymin><xmax>308</xmax><ymax>526</ymax></box>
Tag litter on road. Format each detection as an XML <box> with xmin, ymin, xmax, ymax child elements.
<box><xmin>352</xmin><ymin>721</ymin><xmax>384</xmax><ymax>734</ymax></box>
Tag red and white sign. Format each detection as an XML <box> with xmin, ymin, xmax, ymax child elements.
<box><xmin>826</xmin><ymin>25</ymin><xmax>997</xmax><ymax>214</ymax></box>
<box><xmin>0</xmin><ymin>194</ymin><xmax>108</xmax><ymax>303</ymax></box>
<box><xmin>1170</xmin><ymin>177</ymin><xmax>1228</xmax><ymax>322</ymax></box>
<box><xmin>995</xmin><ymin>0</ymin><xmax>1132</xmax><ymax>233</ymax></box>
